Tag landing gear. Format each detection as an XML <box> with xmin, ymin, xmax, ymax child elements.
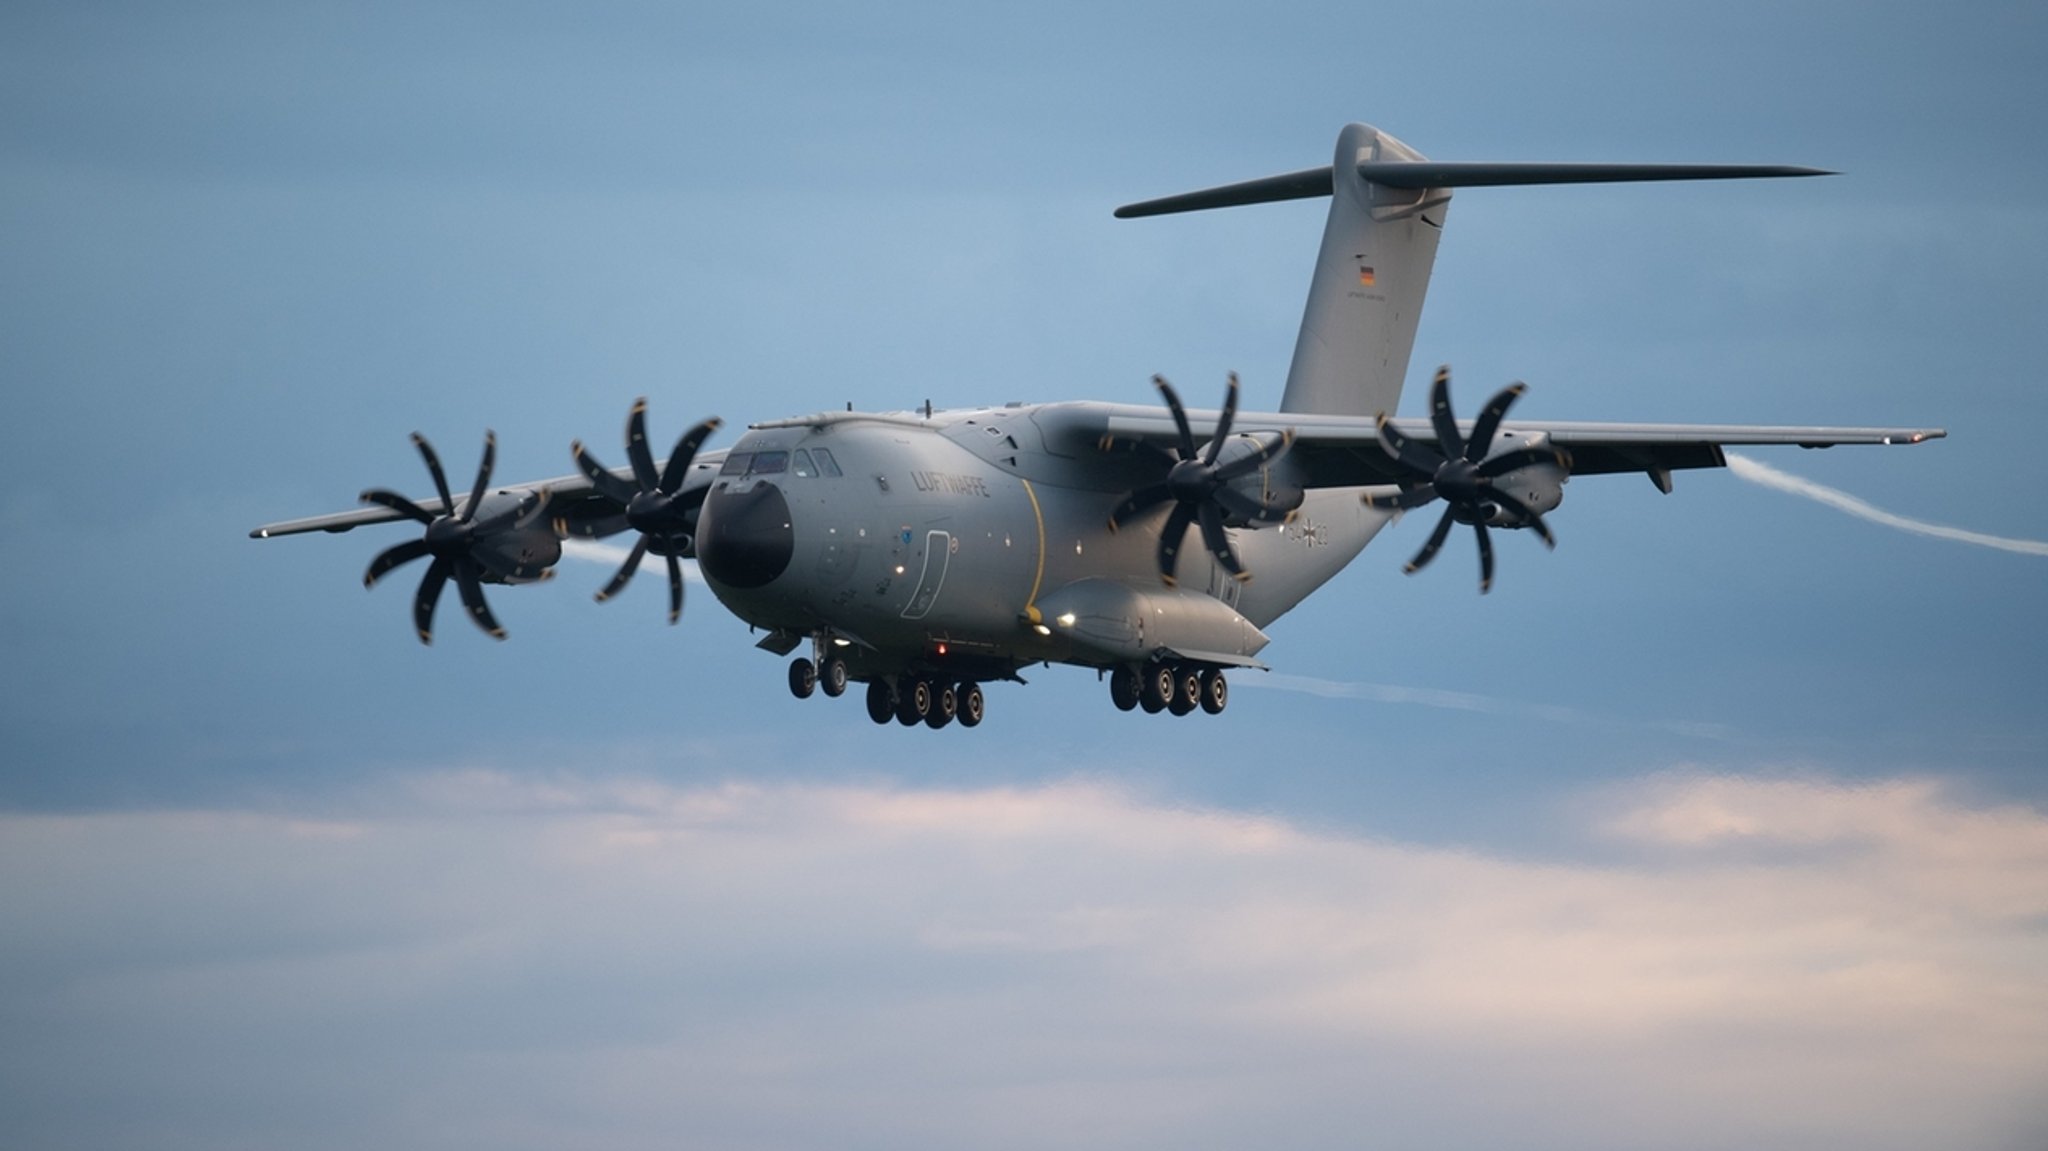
<box><xmin>865</xmin><ymin>677</ymin><xmax>894</xmax><ymax>725</ymax></box>
<box><xmin>1118</xmin><ymin>662</ymin><xmax>1227</xmax><ymax>717</ymax></box>
<box><xmin>1140</xmin><ymin>664</ymin><xmax>1174</xmax><ymax>713</ymax></box>
<box><xmin>925</xmin><ymin>682</ymin><xmax>958</xmax><ymax>729</ymax></box>
<box><xmin>804</xmin><ymin>656</ymin><xmax>992</xmax><ymax>732</ymax></box>
<box><xmin>896</xmin><ymin>678</ymin><xmax>932</xmax><ymax>726</ymax></box>
<box><xmin>819</xmin><ymin>655</ymin><xmax>849</xmax><ymax>698</ymax></box>
<box><xmin>1108</xmin><ymin>666</ymin><xmax>1140</xmax><ymax>712</ymax></box>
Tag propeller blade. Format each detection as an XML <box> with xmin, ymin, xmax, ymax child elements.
<box><xmin>625</xmin><ymin>398</ymin><xmax>659</xmax><ymax>492</ymax></box>
<box><xmin>1211</xmin><ymin>484</ymin><xmax>1272</xmax><ymax>523</ymax></box>
<box><xmin>1476</xmin><ymin>445</ymin><xmax>1570</xmax><ymax>479</ymax></box>
<box><xmin>1197</xmin><ymin>501</ymin><xmax>1248</xmax><ymax>581</ymax></box>
<box><xmin>1474</xmin><ymin>522</ymin><xmax>1495</xmax><ymax>594</ymax></box>
<box><xmin>364</xmin><ymin>538</ymin><xmax>430</xmax><ymax>588</ymax></box>
<box><xmin>1204</xmin><ymin>372</ymin><xmax>1240</xmax><ymax>465</ymax></box>
<box><xmin>460</xmin><ymin>431</ymin><xmax>495</xmax><ymax>523</ymax></box>
<box><xmin>412</xmin><ymin>556</ymin><xmax>451</xmax><ymax>645</ymax></box>
<box><xmin>359</xmin><ymin>488</ymin><xmax>436</xmax><ymax>525</ymax></box>
<box><xmin>1212</xmin><ymin>429</ymin><xmax>1294</xmax><ymax>482</ymax></box>
<box><xmin>453</xmin><ymin>556</ymin><xmax>506</xmax><ymax>639</ymax></box>
<box><xmin>1362</xmin><ymin>485</ymin><xmax>1440</xmax><ymax>511</ymax></box>
<box><xmin>1405</xmin><ymin>506</ymin><xmax>1457</xmax><ymax>574</ymax></box>
<box><xmin>665</xmin><ymin>550</ymin><xmax>683</xmax><ymax>624</ymax></box>
<box><xmin>1376</xmin><ymin>416</ymin><xmax>1446</xmax><ymax>479</ymax></box>
<box><xmin>659</xmin><ymin>418</ymin><xmax>723</xmax><ymax>495</ymax></box>
<box><xmin>1428</xmin><ymin>368</ymin><xmax>1465</xmax><ymax>462</ymax></box>
<box><xmin>596</xmin><ymin>534</ymin><xmax>650</xmax><ymax>602</ymax></box>
<box><xmin>1153</xmin><ymin>375</ymin><xmax>1197</xmax><ymax>460</ymax></box>
<box><xmin>1465</xmin><ymin>383</ymin><xmax>1527</xmax><ymax>462</ymax></box>
<box><xmin>573</xmin><ymin>442</ymin><xmax>640</xmax><ymax>506</ymax></box>
<box><xmin>411</xmin><ymin>433</ymin><xmax>455</xmax><ymax>510</ymax></box>
<box><xmin>1107</xmin><ymin>484</ymin><xmax>1173</xmax><ymax>532</ymax></box>
<box><xmin>1156</xmin><ymin>501</ymin><xmax>1197</xmax><ymax>585</ymax></box>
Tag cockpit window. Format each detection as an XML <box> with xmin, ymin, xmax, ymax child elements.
<box><xmin>792</xmin><ymin>449</ymin><xmax>817</xmax><ymax>478</ymax></box>
<box><xmin>719</xmin><ymin>452</ymin><xmax>753</xmax><ymax>476</ymax></box>
<box><xmin>750</xmin><ymin>450</ymin><xmax>789</xmax><ymax>475</ymax></box>
<box><xmin>810</xmin><ymin>447</ymin><xmax>844</xmax><ymax>477</ymax></box>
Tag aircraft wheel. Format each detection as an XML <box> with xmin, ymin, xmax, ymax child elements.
<box><xmin>788</xmin><ymin>657</ymin><xmax>817</xmax><ymax>700</ymax></box>
<box><xmin>957</xmin><ymin>682</ymin><xmax>985</xmax><ymax>727</ymax></box>
<box><xmin>1108</xmin><ymin>666</ymin><xmax>1139</xmax><ymax>712</ymax></box>
<box><xmin>820</xmin><ymin>655</ymin><xmax>849</xmax><ymax>698</ymax></box>
<box><xmin>926</xmin><ymin>683</ymin><xmax>957</xmax><ymax>729</ymax></box>
<box><xmin>1199</xmin><ymin>668</ymin><xmax>1228</xmax><ymax>715</ymax></box>
<box><xmin>864</xmin><ymin>679</ymin><xmax>894</xmax><ymax>725</ymax></box>
<box><xmin>1168</xmin><ymin>666</ymin><xmax>1199</xmax><ymax>716</ymax></box>
<box><xmin>897</xmin><ymin>678</ymin><xmax>932</xmax><ymax>726</ymax></box>
<box><xmin>1140</xmin><ymin>663</ymin><xmax>1174</xmax><ymax>714</ymax></box>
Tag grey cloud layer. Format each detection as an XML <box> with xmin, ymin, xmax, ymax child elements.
<box><xmin>4</xmin><ymin>771</ymin><xmax>2043</xmax><ymax>1150</ymax></box>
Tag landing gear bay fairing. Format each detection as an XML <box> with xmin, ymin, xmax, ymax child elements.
<box><xmin>253</xmin><ymin>124</ymin><xmax>1942</xmax><ymax>728</ymax></box>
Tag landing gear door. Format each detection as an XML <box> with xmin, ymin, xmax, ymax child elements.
<box><xmin>900</xmin><ymin>530</ymin><xmax>952</xmax><ymax>620</ymax></box>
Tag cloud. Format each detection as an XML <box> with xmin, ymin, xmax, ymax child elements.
<box><xmin>1727</xmin><ymin>452</ymin><xmax>2048</xmax><ymax>556</ymax></box>
<box><xmin>2</xmin><ymin>772</ymin><xmax>2044</xmax><ymax>1150</ymax></box>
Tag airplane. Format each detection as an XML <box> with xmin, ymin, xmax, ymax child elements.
<box><xmin>251</xmin><ymin>122</ymin><xmax>1943</xmax><ymax>729</ymax></box>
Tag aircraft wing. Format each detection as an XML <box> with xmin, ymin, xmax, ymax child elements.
<box><xmin>249</xmin><ymin>449</ymin><xmax>728</xmax><ymax>539</ymax></box>
<box><xmin>1099</xmin><ymin>408</ymin><xmax>1943</xmax><ymax>491</ymax></box>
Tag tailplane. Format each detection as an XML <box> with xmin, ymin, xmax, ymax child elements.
<box><xmin>1116</xmin><ymin>123</ymin><xmax>1829</xmax><ymax>419</ymax></box>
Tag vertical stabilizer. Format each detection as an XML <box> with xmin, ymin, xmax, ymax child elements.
<box><xmin>1279</xmin><ymin>123</ymin><xmax>1448</xmax><ymax>418</ymax></box>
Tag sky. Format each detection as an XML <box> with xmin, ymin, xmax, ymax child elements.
<box><xmin>2</xmin><ymin>2</ymin><xmax>2045</xmax><ymax>1148</ymax></box>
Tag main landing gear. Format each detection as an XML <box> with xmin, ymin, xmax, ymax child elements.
<box><xmin>789</xmin><ymin>656</ymin><xmax>985</xmax><ymax>730</ymax></box>
<box><xmin>1108</xmin><ymin>662</ymin><xmax>1227</xmax><ymax>716</ymax></box>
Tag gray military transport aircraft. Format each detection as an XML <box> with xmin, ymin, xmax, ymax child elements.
<box><xmin>253</xmin><ymin>123</ymin><xmax>1942</xmax><ymax>729</ymax></box>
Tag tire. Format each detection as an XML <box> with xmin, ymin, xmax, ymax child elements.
<box><xmin>1140</xmin><ymin>664</ymin><xmax>1173</xmax><ymax>714</ymax></box>
<box><xmin>957</xmin><ymin>682</ymin><xmax>985</xmax><ymax>727</ymax></box>
<box><xmin>926</xmin><ymin>683</ymin><xmax>957</xmax><ymax>729</ymax></box>
<box><xmin>897</xmin><ymin>678</ymin><xmax>931</xmax><ymax>726</ymax></box>
<box><xmin>820</xmin><ymin>656</ymin><xmax>849</xmax><ymax>698</ymax></box>
<box><xmin>1199</xmin><ymin>668</ymin><xmax>1228</xmax><ymax>715</ymax></box>
<box><xmin>864</xmin><ymin>678</ymin><xmax>894</xmax><ymax>725</ymax></box>
<box><xmin>1168</xmin><ymin>667</ymin><xmax>1199</xmax><ymax>716</ymax></box>
<box><xmin>788</xmin><ymin>658</ymin><xmax>817</xmax><ymax>700</ymax></box>
<box><xmin>1108</xmin><ymin>666</ymin><xmax>1139</xmax><ymax>712</ymax></box>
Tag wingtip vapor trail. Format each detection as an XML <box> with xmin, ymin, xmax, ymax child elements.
<box><xmin>1725</xmin><ymin>453</ymin><xmax>2048</xmax><ymax>557</ymax></box>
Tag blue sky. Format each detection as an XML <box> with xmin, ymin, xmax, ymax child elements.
<box><xmin>3</xmin><ymin>3</ymin><xmax>2045</xmax><ymax>1148</ymax></box>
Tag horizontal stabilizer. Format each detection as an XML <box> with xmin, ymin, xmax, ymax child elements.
<box><xmin>1115</xmin><ymin>161</ymin><xmax>1830</xmax><ymax>218</ymax></box>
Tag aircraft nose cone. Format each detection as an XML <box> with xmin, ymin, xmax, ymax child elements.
<box><xmin>697</xmin><ymin>481</ymin><xmax>794</xmax><ymax>589</ymax></box>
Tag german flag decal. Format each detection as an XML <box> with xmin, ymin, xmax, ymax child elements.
<box><xmin>1358</xmin><ymin>265</ymin><xmax>1376</xmax><ymax>286</ymax></box>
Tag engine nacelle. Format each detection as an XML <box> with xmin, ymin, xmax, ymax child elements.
<box><xmin>466</xmin><ymin>491</ymin><xmax>561</xmax><ymax>583</ymax></box>
<box><xmin>1476</xmin><ymin>436</ymin><xmax>1566</xmax><ymax>529</ymax></box>
<box><xmin>1211</xmin><ymin>434</ymin><xmax>1304</xmax><ymax>524</ymax></box>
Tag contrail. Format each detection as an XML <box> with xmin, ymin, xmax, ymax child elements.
<box><xmin>1234</xmin><ymin>672</ymin><xmax>1733</xmax><ymax>740</ymax></box>
<box><xmin>1725</xmin><ymin>453</ymin><xmax>2048</xmax><ymax>557</ymax></box>
<box><xmin>558</xmin><ymin>538</ymin><xmax>706</xmax><ymax>582</ymax></box>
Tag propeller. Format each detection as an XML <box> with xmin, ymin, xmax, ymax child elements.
<box><xmin>361</xmin><ymin>431</ymin><xmax>548</xmax><ymax>644</ymax></box>
<box><xmin>570</xmin><ymin>398</ymin><xmax>722</xmax><ymax>623</ymax></box>
<box><xmin>1364</xmin><ymin>366</ymin><xmax>1571</xmax><ymax>593</ymax></box>
<box><xmin>1105</xmin><ymin>373</ymin><xmax>1295</xmax><ymax>585</ymax></box>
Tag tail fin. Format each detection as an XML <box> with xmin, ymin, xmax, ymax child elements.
<box><xmin>1116</xmin><ymin>123</ymin><xmax>1830</xmax><ymax>419</ymax></box>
